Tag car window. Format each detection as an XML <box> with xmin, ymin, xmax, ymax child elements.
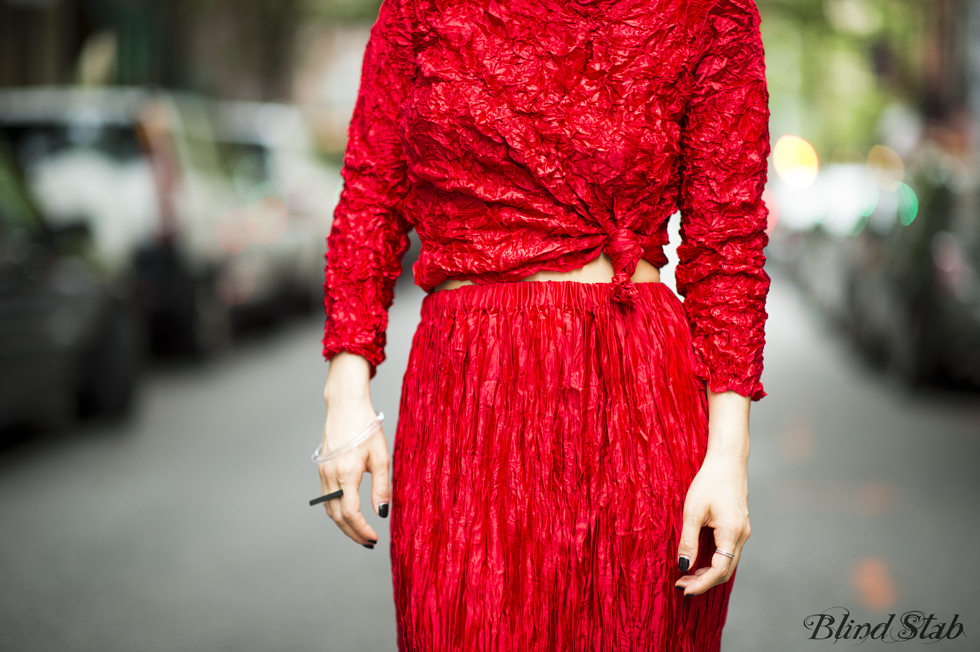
<box><xmin>219</xmin><ymin>141</ymin><xmax>274</xmax><ymax>198</ymax></box>
<box><xmin>169</xmin><ymin>96</ymin><xmax>228</xmax><ymax>178</ymax></box>
<box><xmin>0</xmin><ymin>123</ymin><xmax>145</xmax><ymax>172</ymax></box>
<box><xmin>0</xmin><ymin>147</ymin><xmax>42</xmax><ymax>234</ymax></box>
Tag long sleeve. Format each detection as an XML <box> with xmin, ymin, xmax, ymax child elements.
<box><xmin>322</xmin><ymin>0</ymin><xmax>415</xmax><ymax>379</ymax></box>
<box><xmin>675</xmin><ymin>0</ymin><xmax>771</xmax><ymax>401</ymax></box>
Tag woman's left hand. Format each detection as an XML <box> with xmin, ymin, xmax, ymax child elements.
<box><xmin>674</xmin><ymin>451</ymin><xmax>751</xmax><ymax>596</ymax></box>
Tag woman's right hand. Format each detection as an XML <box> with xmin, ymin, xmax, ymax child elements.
<box><xmin>318</xmin><ymin>352</ymin><xmax>391</xmax><ymax>549</ymax></box>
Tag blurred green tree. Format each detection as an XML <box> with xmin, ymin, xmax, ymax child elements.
<box><xmin>758</xmin><ymin>0</ymin><xmax>931</xmax><ymax>159</ymax></box>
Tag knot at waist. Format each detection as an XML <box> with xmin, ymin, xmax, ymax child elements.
<box><xmin>604</xmin><ymin>227</ymin><xmax>642</xmax><ymax>306</ymax></box>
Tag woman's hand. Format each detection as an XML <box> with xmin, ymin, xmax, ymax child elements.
<box><xmin>317</xmin><ymin>352</ymin><xmax>391</xmax><ymax>549</ymax></box>
<box><xmin>675</xmin><ymin>389</ymin><xmax>751</xmax><ymax>596</ymax></box>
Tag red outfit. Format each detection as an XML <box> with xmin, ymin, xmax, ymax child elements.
<box><xmin>322</xmin><ymin>0</ymin><xmax>771</xmax><ymax>401</ymax></box>
<box><xmin>322</xmin><ymin>0</ymin><xmax>770</xmax><ymax>649</ymax></box>
<box><xmin>394</xmin><ymin>282</ymin><xmax>737</xmax><ymax>651</ymax></box>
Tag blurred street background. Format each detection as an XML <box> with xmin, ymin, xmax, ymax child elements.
<box><xmin>1</xmin><ymin>0</ymin><xmax>979</xmax><ymax>650</ymax></box>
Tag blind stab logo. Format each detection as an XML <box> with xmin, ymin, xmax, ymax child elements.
<box><xmin>803</xmin><ymin>607</ymin><xmax>965</xmax><ymax>643</ymax></box>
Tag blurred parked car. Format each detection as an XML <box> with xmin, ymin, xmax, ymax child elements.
<box><xmin>844</xmin><ymin>173</ymin><xmax>980</xmax><ymax>387</ymax></box>
<box><xmin>0</xmin><ymin>142</ymin><xmax>141</xmax><ymax>429</ymax></box>
<box><xmin>0</xmin><ymin>87</ymin><xmax>318</xmax><ymax>357</ymax></box>
<box><xmin>210</xmin><ymin>100</ymin><xmax>341</xmax><ymax>317</ymax></box>
<box><xmin>769</xmin><ymin>151</ymin><xmax>980</xmax><ymax>389</ymax></box>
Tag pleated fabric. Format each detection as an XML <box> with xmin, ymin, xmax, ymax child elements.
<box><xmin>390</xmin><ymin>280</ymin><xmax>737</xmax><ymax>652</ymax></box>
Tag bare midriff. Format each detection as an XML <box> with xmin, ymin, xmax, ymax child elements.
<box><xmin>433</xmin><ymin>253</ymin><xmax>661</xmax><ymax>293</ymax></box>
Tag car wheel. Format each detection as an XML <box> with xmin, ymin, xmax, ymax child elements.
<box><xmin>78</xmin><ymin>303</ymin><xmax>143</xmax><ymax>419</ymax></box>
<box><xmin>886</xmin><ymin>296</ymin><xmax>937</xmax><ymax>388</ymax></box>
<box><xmin>190</xmin><ymin>280</ymin><xmax>232</xmax><ymax>358</ymax></box>
<box><xmin>848</xmin><ymin>276</ymin><xmax>884</xmax><ymax>366</ymax></box>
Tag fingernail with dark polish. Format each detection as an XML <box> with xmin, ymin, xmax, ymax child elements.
<box><xmin>678</xmin><ymin>556</ymin><xmax>690</xmax><ymax>572</ymax></box>
<box><xmin>675</xmin><ymin>585</ymin><xmax>685</xmax><ymax>590</ymax></box>
<box><xmin>367</xmin><ymin>538</ymin><xmax>378</xmax><ymax>545</ymax></box>
<box><xmin>379</xmin><ymin>503</ymin><xmax>389</xmax><ymax>518</ymax></box>
<box><xmin>362</xmin><ymin>544</ymin><xmax>375</xmax><ymax>549</ymax></box>
<box><xmin>684</xmin><ymin>592</ymin><xmax>693</xmax><ymax>599</ymax></box>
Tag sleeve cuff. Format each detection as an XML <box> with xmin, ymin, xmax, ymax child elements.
<box><xmin>692</xmin><ymin>356</ymin><xmax>767</xmax><ymax>402</ymax></box>
<box><xmin>321</xmin><ymin>340</ymin><xmax>383</xmax><ymax>380</ymax></box>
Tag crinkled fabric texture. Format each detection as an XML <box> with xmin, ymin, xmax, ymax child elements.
<box><xmin>392</xmin><ymin>281</ymin><xmax>736</xmax><ymax>652</ymax></box>
<box><xmin>322</xmin><ymin>0</ymin><xmax>770</xmax><ymax>397</ymax></box>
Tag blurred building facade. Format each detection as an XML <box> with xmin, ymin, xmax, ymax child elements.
<box><xmin>0</xmin><ymin>0</ymin><xmax>342</xmax><ymax>101</ymax></box>
<box><xmin>0</xmin><ymin>0</ymin><xmax>385</xmax><ymax>152</ymax></box>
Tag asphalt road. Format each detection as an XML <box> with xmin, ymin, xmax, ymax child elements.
<box><xmin>1</xmin><ymin>263</ymin><xmax>978</xmax><ymax>652</ymax></box>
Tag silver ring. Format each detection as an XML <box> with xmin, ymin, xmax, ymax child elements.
<box><xmin>714</xmin><ymin>549</ymin><xmax>735</xmax><ymax>559</ymax></box>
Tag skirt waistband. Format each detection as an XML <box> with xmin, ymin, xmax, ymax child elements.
<box><xmin>420</xmin><ymin>280</ymin><xmax>679</xmax><ymax>317</ymax></box>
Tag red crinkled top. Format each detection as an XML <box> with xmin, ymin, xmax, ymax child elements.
<box><xmin>323</xmin><ymin>0</ymin><xmax>771</xmax><ymax>401</ymax></box>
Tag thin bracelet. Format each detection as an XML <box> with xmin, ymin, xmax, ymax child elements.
<box><xmin>312</xmin><ymin>412</ymin><xmax>384</xmax><ymax>463</ymax></box>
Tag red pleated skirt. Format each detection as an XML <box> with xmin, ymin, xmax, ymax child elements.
<box><xmin>390</xmin><ymin>280</ymin><xmax>736</xmax><ymax>652</ymax></box>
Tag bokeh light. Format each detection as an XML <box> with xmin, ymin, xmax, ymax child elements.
<box><xmin>773</xmin><ymin>135</ymin><xmax>819</xmax><ymax>188</ymax></box>
<box><xmin>246</xmin><ymin>180</ymin><xmax>279</xmax><ymax>208</ymax></box>
<box><xmin>851</xmin><ymin>557</ymin><xmax>898</xmax><ymax>612</ymax></box>
<box><xmin>214</xmin><ymin>207</ymin><xmax>250</xmax><ymax>255</ymax></box>
<box><xmin>247</xmin><ymin>196</ymin><xmax>289</xmax><ymax>244</ymax></box>
<box><xmin>931</xmin><ymin>231</ymin><xmax>971</xmax><ymax>300</ymax></box>
<box><xmin>867</xmin><ymin>145</ymin><xmax>904</xmax><ymax>192</ymax></box>
<box><xmin>825</xmin><ymin>0</ymin><xmax>883</xmax><ymax>36</ymax></box>
<box><xmin>896</xmin><ymin>183</ymin><xmax>918</xmax><ymax>225</ymax></box>
<box><xmin>762</xmin><ymin>188</ymin><xmax>779</xmax><ymax>234</ymax></box>
<box><xmin>214</xmin><ymin>260</ymin><xmax>256</xmax><ymax>306</ymax></box>
<box><xmin>820</xmin><ymin>163</ymin><xmax>879</xmax><ymax>236</ymax></box>
<box><xmin>778</xmin><ymin>417</ymin><xmax>813</xmax><ymax>464</ymax></box>
<box><xmin>855</xmin><ymin>482</ymin><xmax>897</xmax><ymax>517</ymax></box>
